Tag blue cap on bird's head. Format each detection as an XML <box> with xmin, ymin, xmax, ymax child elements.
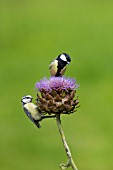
<box><xmin>21</xmin><ymin>95</ymin><xmax>33</xmax><ymax>104</ymax></box>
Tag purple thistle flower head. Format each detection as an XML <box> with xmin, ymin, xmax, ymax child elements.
<box><xmin>35</xmin><ymin>76</ymin><xmax>79</xmax><ymax>92</ymax></box>
<box><xmin>36</xmin><ymin>76</ymin><xmax>79</xmax><ymax>114</ymax></box>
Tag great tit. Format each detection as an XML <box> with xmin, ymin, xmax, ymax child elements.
<box><xmin>21</xmin><ymin>95</ymin><xmax>55</xmax><ymax>128</ymax></box>
<box><xmin>49</xmin><ymin>53</ymin><xmax>71</xmax><ymax>77</ymax></box>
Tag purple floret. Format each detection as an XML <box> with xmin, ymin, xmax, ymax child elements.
<box><xmin>35</xmin><ymin>77</ymin><xmax>51</xmax><ymax>92</ymax></box>
<box><xmin>35</xmin><ymin>76</ymin><xmax>78</xmax><ymax>92</ymax></box>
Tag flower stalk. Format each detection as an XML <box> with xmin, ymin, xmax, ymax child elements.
<box><xmin>56</xmin><ymin>114</ymin><xmax>78</xmax><ymax>170</ymax></box>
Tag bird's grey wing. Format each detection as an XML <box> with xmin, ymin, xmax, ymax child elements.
<box><xmin>23</xmin><ymin>108</ymin><xmax>41</xmax><ymax>128</ymax></box>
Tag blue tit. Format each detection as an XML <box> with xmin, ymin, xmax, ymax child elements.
<box><xmin>21</xmin><ymin>95</ymin><xmax>42</xmax><ymax>128</ymax></box>
<box><xmin>49</xmin><ymin>53</ymin><xmax>71</xmax><ymax>77</ymax></box>
<box><xmin>21</xmin><ymin>95</ymin><xmax>56</xmax><ymax>128</ymax></box>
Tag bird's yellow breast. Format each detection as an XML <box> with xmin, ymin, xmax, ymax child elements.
<box><xmin>24</xmin><ymin>103</ymin><xmax>40</xmax><ymax>120</ymax></box>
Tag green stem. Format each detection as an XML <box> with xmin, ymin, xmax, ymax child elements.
<box><xmin>56</xmin><ymin>114</ymin><xmax>78</xmax><ymax>170</ymax></box>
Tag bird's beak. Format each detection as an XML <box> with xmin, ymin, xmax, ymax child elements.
<box><xmin>67</xmin><ymin>61</ymin><xmax>70</xmax><ymax>65</ymax></box>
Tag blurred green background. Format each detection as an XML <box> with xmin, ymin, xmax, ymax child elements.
<box><xmin>0</xmin><ymin>0</ymin><xmax>113</xmax><ymax>170</ymax></box>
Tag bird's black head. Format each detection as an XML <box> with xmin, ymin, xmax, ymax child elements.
<box><xmin>57</xmin><ymin>53</ymin><xmax>71</xmax><ymax>64</ymax></box>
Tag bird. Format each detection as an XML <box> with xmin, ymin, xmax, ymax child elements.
<box><xmin>21</xmin><ymin>95</ymin><xmax>56</xmax><ymax>128</ymax></box>
<box><xmin>49</xmin><ymin>53</ymin><xmax>71</xmax><ymax>77</ymax></box>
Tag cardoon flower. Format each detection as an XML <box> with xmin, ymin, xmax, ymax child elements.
<box><xmin>35</xmin><ymin>76</ymin><xmax>79</xmax><ymax>115</ymax></box>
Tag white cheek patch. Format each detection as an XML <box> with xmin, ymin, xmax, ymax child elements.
<box><xmin>23</xmin><ymin>98</ymin><xmax>31</xmax><ymax>104</ymax></box>
<box><xmin>60</xmin><ymin>54</ymin><xmax>67</xmax><ymax>61</ymax></box>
